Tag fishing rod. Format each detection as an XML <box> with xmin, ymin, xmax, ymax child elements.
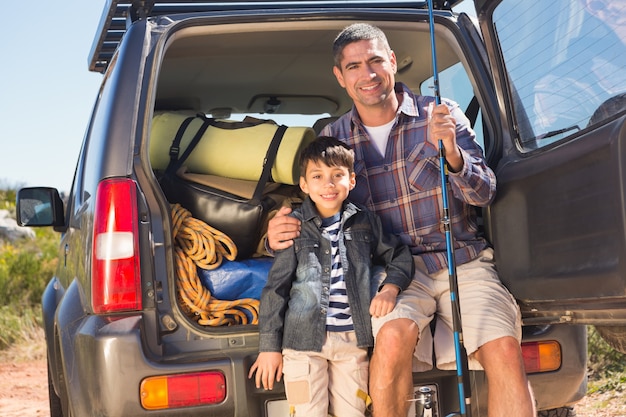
<box><xmin>426</xmin><ymin>1</ymin><xmax>472</xmax><ymax>416</ymax></box>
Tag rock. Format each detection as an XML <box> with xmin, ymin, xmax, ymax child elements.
<box><xmin>0</xmin><ymin>209</ymin><xmax>35</xmax><ymax>242</ymax></box>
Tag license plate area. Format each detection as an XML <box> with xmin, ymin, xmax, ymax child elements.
<box><xmin>266</xmin><ymin>399</ymin><xmax>289</xmax><ymax>417</ymax></box>
<box><xmin>265</xmin><ymin>384</ymin><xmax>441</xmax><ymax>417</ymax></box>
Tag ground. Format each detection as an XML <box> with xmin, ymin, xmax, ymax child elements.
<box><xmin>0</xmin><ymin>330</ymin><xmax>624</xmax><ymax>417</ymax></box>
<box><xmin>0</xmin><ymin>358</ymin><xmax>49</xmax><ymax>417</ymax></box>
<box><xmin>0</xmin><ymin>328</ymin><xmax>49</xmax><ymax>417</ymax></box>
<box><xmin>575</xmin><ymin>393</ymin><xmax>626</xmax><ymax>417</ymax></box>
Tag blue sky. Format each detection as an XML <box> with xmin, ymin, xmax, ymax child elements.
<box><xmin>0</xmin><ymin>1</ymin><xmax>104</xmax><ymax>192</ymax></box>
<box><xmin>0</xmin><ymin>1</ymin><xmax>476</xmax><ymax>193</ymax></box>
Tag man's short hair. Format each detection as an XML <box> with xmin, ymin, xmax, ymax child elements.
<box><xmin>332</xmin><ymin>23</ymin><xmax>392</xmax><ymax>67</ymax></box>
<box><xmin>299</xmin><ymin>136</ymin><xmax>355</xmax><ymax>176</ymax></box>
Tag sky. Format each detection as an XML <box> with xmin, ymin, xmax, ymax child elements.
<box><xmin>0</xmin><ymin>1</ymin><xmax>104</xmax><ymax>192</ymax></box>
<box><xmin>0</xmin><ymin>1</ymin><xmax>476</xmax><ymax>193</ymax></box>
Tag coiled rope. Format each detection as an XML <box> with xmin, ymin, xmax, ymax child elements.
<box><xmin>171</xmin><ymin>203</ymin><xmax>260</xmax><ymax>326</ymax></box>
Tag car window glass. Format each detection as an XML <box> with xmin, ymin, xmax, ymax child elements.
<box><xmin>421</xmin><ymin>62</ymin><xmax>485</xmax><ymax>151</ymax></box>
<box><xmin>493</xmin><ymin>0</ymin><xmax>626</xmax><ymax>150</ymax></box>
<box><xmin>67</xmin><ymin>148</ymin><xmax>83</xmax><ymax>228</ymax></box>
<box><xmin>68</xmin><ymin>106</ymin><xmax>96</xmax><ymax>230</ymax></box>
<box><xmin>229</xmin><ymin>113</ymin><xmax>328</xmax><ymax>127</ymax></box>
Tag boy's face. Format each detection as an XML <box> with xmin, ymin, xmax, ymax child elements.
<box><xmin>299</xmin><ymin>160</ymin><xmax>356</xmax><ymax>218</ymax></box>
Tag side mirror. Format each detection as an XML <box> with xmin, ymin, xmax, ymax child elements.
<box><xmin>16</xmin><ymin>187</ymin><xmax>65</xmax><ymax>228</ymax></box>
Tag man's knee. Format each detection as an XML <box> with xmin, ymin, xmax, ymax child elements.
<box><xmin>474</xmin><ymin>336</ymin><xmax>523</xmax><ymax>369</ymax></box>
<box><xmin>375</xmin><ymin>318</ymin><xmax>419</xmax><ymax>356</ymax></box>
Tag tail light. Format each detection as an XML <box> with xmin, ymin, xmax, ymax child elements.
<box><xmin>92</xmin><ymin>178</ymin><xmax>142</xmax><ymax>313</ymax></box>
<box><xmin>140</xmin><ymin>372</ymin><xmax>227</xmax><ymax>410</ymax></box>
<box><xmin>521</xmin><ymin>341</ymin><xmax>562</xmax><ymax>374</ymax></box>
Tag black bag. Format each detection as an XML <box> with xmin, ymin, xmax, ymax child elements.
<box><xmin>159</xmin><ymin>114</ymin><xmax>288</xmax><ymax>259</ymax></box>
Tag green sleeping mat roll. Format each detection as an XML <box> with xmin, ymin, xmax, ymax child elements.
<box><xmin>150</xmin><ymin>112</ymin><xmax>316</xmax><ymax>185</ymax></box>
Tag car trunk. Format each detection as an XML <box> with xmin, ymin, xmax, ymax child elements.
<box><xmin>139</xmin><ymin>6</ymin><xmax>471</xmax><ymax>337</ymax></box>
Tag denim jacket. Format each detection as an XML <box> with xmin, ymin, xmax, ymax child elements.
<box><xmin>258</xmin><ymin>197</ymin><xmax>414</xmax><ymax>352</ymax></box>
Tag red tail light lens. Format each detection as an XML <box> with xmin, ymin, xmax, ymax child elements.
<box><xmin>140</xmin><ymin>372</ymin><xmax>227</xmax><ymax>410</ymax></box>
<box><xmin>521</xmin><ymin>341</ymin><xmax>562</xmax><ymax>374</ymax></box>
<box><xmin>91</xmin><ymin>178</ymin><xmax>142</xmax><ymax>313</ymax></box>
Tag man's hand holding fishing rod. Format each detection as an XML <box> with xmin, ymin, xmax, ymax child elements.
<box><xmin>428</xmin><ymin>102</ymin><xmax>464</xmax><ymax>173</ymax></box>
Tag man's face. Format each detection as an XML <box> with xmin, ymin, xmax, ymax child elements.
<box><xmin>333</xmin><ymin>39</ymin><xmax>397</xmax><ymax>110</ymax></box>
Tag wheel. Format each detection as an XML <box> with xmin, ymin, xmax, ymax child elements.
<box><xmin>595</xmin><ymin>325</ymin><xmax>626</xmax><ymax>354</ymax></box>
<box><xmin>47</xmin><ymin>355</ymin><xmax>64</xmax><ymax>417</ymax></box>
<box><xmin>538</xmin><ymin>406</ymin><xmax>576</xmax><ymax>417</ymax></box>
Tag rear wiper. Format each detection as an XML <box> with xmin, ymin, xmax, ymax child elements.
<box><xmin>536</xmin><ymin>124</ymin><xmax>580</xmax><ymax>140</ymax></box>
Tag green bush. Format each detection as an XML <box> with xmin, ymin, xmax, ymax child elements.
<box><xmin>0</xmin><ymin>186</ymin><xmax>57</xmax><ymax>350</ymax></box>
<box><xmin>0</xmin><ymin>187</ymin><xmax>17</xmax><ymax>213</ymax></box>
<box><xmin>0</xmin><ymin>304</ymin><xmax>42</xmax><ymax>350</ymax></box>
<box><xmin>0</xmin><ymin>230</ymin><xmax>58</xmax><ymax>306</ymax></box>
<box><xmin>587</xmin><ymin>326</ymin><xmax>626</xmax><ymax>395</ymax></box>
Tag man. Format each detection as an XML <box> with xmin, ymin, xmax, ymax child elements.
<box><xmin>267</xmin><ymin>23</ymin><xmax>535</xmax><ymax>417</ymax></box>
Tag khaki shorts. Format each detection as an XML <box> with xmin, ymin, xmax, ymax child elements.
<box><xmin>371</xmin><ymin>248</ymin><xmax>522</xmax><ymax>372</ymax></box>
<box><xmin>282</xmin><ymin>331</ymin><xmax>369</xmax><ymax>417</ymax></box>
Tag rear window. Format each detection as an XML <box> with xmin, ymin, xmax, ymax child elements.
<box><xmin>492</xmin><ymin>0</ymin><xmax>626</xmax><ymax>150</ymax></box>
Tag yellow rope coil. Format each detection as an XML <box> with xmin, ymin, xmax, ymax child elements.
<box><xmin>171</xmin><ymin>203</ymin><xmax>260</xmax><ymax>326</ymax></box>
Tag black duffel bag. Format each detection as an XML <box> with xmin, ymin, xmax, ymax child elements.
<box><xmin>159</xmin><ymin>114</ymin><xmax>288</xmax><ymax>259</ymax></box>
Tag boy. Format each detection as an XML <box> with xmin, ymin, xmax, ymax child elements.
<box><xmin>248</xmin><ymin>136</ymin><xmax>414</xmax><ymax>416</ymax></box>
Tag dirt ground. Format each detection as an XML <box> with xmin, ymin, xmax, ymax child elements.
<box><xmin>0</xmin><ymin>329</ymin><xmax>49</xmax><ymax>417</ymax></box>
<box><xmin>0</xmin><ymin>357</ymin><xmax>49</xmax><ymax>417</ymax></box>
<box><xmin>1</xmin><ymin>331</ymin><xmax>624</xmax><ymax>417</ymax></box>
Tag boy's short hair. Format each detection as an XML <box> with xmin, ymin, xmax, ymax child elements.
<box><xmin>299</xmin><ymin>136</ymin><xmax>355</xmax><ymax>176</ymax></box>
<box><xmin>332</xmin><ymin>23</ymin><xmax>392</xmax><ymax>67</ymax></box>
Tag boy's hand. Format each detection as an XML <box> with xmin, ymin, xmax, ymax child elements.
<box><xmin>248</xmin><ymin>352</ymin><xmax>283</xmax><ymax>390</ymax></box>
<box><xmin>370</xmin><ymin>284</ymin><xmax>400</xmax><ymax>317</ymax></box>
<box><xmin>267</xmin><ymin>206</ymin><xmax>301</xmax><ymax>251</ymax></box>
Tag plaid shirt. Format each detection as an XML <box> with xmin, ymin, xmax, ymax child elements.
<box><xmin>321</xmin><ymin>83</ymin><xmax>496</xmax><ymax>273</ymax></box>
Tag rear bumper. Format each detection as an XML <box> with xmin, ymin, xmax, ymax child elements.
<box><xmin>57</xmin><ymin>314</ymin><xmax>280</xmax><ymax>417</ymax></box>
<box><xmin>408</xmin><ymin>323</ymin><xmax>587</xmax><ymax>415</ymax></box>
<box><xmin>50</xmin><ymin>296</ymin><xmax>586</xmax><ymax>416</ymax></box>
<box><xmin>525</xmin><ymin>323</ymin><xmax>587</xmax><ymax>411</ymax></box>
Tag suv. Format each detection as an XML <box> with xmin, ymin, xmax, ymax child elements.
<box><xmin>17</xmin><ymin>0</ymin><xmax>626</xmax><ymax>416</ymax></box>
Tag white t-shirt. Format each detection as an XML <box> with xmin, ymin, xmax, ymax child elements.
<box><xmin>364</xmin><ymin>117</ymin><xmax>396</xmax><ymax>157</ymax></box>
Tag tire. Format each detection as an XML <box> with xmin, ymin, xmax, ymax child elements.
<box><xmin>595</xmin><ymin>325</ymin><xmax>626</xmax><ymax>354</ymax></box>
<box><xmin>538</xmin><ymin>406</ymin><xmax>576</xmax><ymax>417</ymax></box>
<box><xmin>47</xmin><ymin>355</ymin><xmax>64</xmax><ymax>417</ymax></box>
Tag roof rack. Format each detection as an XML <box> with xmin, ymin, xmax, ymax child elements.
<box><xmin>89</xmin><ymin>0</ymin><xmax>147</xmax><ymax>74</ymax></box>
<box><xmin>88</xmin><ymin>0</ymin><xmax>455</xmax><ymax>74</ymax></box>
<box><xmin>90</xmin><ymin>0</ymin><xmax>270</xmax><ymax>73</ymax></box>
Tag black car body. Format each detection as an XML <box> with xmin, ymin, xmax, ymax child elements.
<box><xmin>17</xmin><ymin>0</ymin><xmax>626</xmax><ymax>416</ymax></box>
